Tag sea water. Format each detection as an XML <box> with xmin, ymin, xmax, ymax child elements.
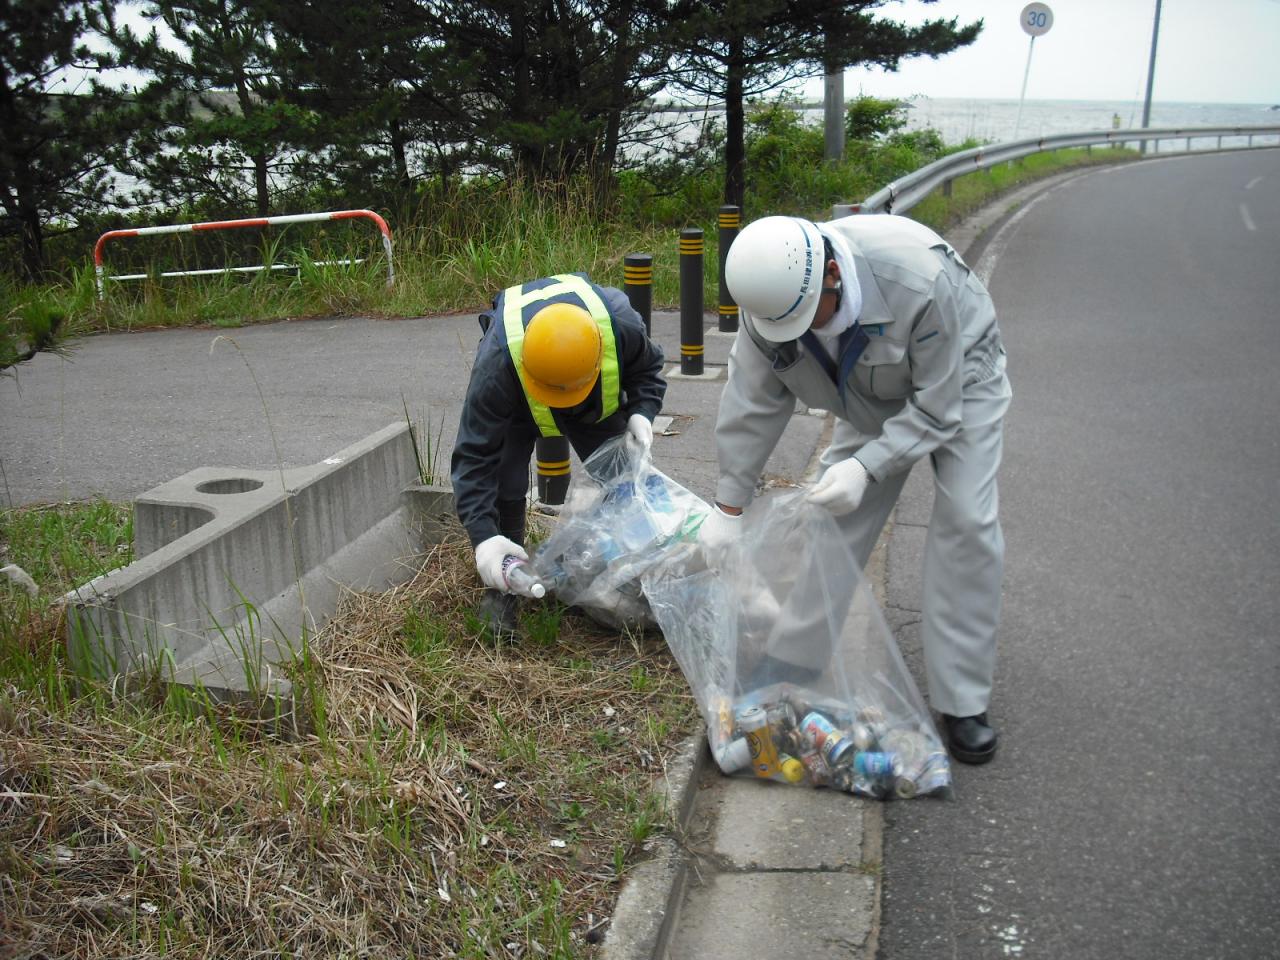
<box><xmin>889</xmin><ymin>97</ymin><xmax>1280</xmax><ymax>147</ymax></box>
<box><xmin>647</xmin><ymin>97</ymin><xmax>1280</xmax><ymax>156</ymax></box>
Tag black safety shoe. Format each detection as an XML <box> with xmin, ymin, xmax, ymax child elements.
<box><xmin>941</xmin><ymin>712</ymin><xmax>999</xmax><ymax>765</ymax></box>
<box><xmin>477</xmin><ymin>589</ymin><xmax>521</xmax><ymax>642</ymax></box>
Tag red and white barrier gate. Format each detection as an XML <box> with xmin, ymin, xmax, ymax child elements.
<box><xmin>94</xmin><ymin>209</ymin><xmax>394</xmax><ymax>299</ymax></box>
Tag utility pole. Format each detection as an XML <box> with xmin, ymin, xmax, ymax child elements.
<box><xmin>824</xmin><ymin>68</ymin><xmax>845</xmax><ymax>162</ymax></box>
<box><xmin>1140</xmin><ymin>0</ymin><xmax>1163</xmax><ymax>154</ymax></box>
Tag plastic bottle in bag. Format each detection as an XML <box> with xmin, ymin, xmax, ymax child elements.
<box><xmin>502</xmin><ymin>555</ymin><xmax>546</xmax><ymax>598</ymax></box>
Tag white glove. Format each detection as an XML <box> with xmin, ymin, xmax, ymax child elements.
<box><xmin>474</xmin><ymin>535</ymin><xmax>528</xmax><ymax>593</ymax></box>
<box><xmin>806</xmin><ymin>458</ymin><xmax>870</xmax><ymax>516</ymax></box>
<box><xmin>626</xmin><ymin>413</ymin><xmax>653</xmax><ymax>455</ymax></box>
<box><xmin>697</xmin><ymin>503</ymin><xmax>743</xmax><ymax>562</ymax></box>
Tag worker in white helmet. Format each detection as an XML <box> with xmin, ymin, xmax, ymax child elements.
<box><xmin>451</xmin><ymin>273</ymin><xmax>666</xmax><ymax>640</ymax></box>
<box><xmin>700</xmin><ymin>214</ymin><xmax>1011</xmax><ymax>764</ymax></box>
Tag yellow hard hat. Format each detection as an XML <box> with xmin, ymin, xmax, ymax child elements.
<box><xmin>521</xmin><ymin>301</ymin><xmax>603</xmax><ymax>408</ymax></box>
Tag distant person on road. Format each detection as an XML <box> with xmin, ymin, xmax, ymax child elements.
<box><xmin>451</xmin><ymin>272</ymin><xmax>667</xmax><ymax>639</ymax></box>
<box><xmin>697</xmin><ymin>214</ymin><xmax>1012</xmax><ymax>764</ymax></box>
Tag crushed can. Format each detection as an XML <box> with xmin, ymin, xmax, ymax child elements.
<box><xmin>799</xmin><ymin>749</ymin><xmax>831</xmax><ymax>786</ymax></box>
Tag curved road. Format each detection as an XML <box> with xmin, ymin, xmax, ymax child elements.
<box><xmin>880</xmin><ymin>150</ymin><xmax>1280</xmax><ymax>958</ymax></box>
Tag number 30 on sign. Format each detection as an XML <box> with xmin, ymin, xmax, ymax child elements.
<box><xmin>1021</xmin><ymin>2</ymin><xmax>1053</xmax><ymax>36</ymax></box>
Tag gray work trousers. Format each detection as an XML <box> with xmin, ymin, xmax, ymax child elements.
<box><xmin>763</xmin><ymin>347</ymin><xmax>1011</xmax><ymax>718</ymax></box>
<box><xmin>832</xmin><ymin>349</ymin><xmax>1010</xmax><ymax>717</ymax></box>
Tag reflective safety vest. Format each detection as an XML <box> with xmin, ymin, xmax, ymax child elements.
<box><xmin>501</xmin><ymin>274</ymin><xmax>621</xmax><ymax>438</ymax></box>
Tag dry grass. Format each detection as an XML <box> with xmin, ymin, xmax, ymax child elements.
<box><xmin>0</xmin><ymin>532</ymin><xmax>698</xmax><ymax>959</ymax></box>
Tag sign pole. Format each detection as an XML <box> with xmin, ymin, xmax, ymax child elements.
<box><xmin>1140</xmin><ymin>0</ymin><xmax>1163</xmax><ymax>154</ymax></box>
<box><xmin>1014</xmin><ymin>34</ymin><xmax>1036</xmax><ymax>140</ymax></box>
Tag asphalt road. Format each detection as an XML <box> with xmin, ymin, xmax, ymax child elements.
<box><xmin>0</xmin><ymin>310</ymin><xmax>484</xmax><ymax>508</ymax></box>
<box><xmin>879</xmin><ymin>150</ymin><xmax>1280</xmax><ymax>959</ymax></box>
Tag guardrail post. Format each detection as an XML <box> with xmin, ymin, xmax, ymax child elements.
<box><xmin>942</xmin><ymin>179</ymin><xmax>953</xmax><ymax>197</ymax></box>
<box><xmin>717</xmin><ymin>206</ymin><xmax>740</xmax><ymax>333</ymax></box>
<box><xmin>535</xmin><ymin>437</ymin><xmax>571</xmax><ymax>506</ymax></box>
<box><xmin>679</xmin><ymin>228</ymin><xmax>705</xmax><ymax>375</ymax></box>
<box><xmin>623</xmin><ymin>253</ymin><xmax>653</xmax><ymax>336</ymax></box>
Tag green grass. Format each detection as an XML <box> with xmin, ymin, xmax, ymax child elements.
<box><xmin>0</xmin><ymin>500</ymin><xmax>134</xmax><ymax>680</ymax></box>
<box><xmin>909</xmin><ymin>146</ymin><xmax>1134</xmax><ymax>231</ymax></box>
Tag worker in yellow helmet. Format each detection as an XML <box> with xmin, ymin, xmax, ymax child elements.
<box><xmin>451</xmin><ymin>273</ymin><xmax>667</xmax><ymax>639</ymax></box>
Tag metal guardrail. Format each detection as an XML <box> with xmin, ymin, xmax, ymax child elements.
<box><xmin>833</xmin><ymin>124</ymin><xmax>1280</xmax><ymax>218</ymax></box>
<box><xmin>94</xmin><ymin>209</ymin><xmax>395</xmax><ymax>299</ymax></box>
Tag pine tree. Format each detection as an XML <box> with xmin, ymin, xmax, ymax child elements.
<box><xmin>115</xmin><ymin>0</ymin><xmax>297</xmax><ymax>217</ymax></box>
<box><xmin>1</xmin><ymin>0</ymin><xmax>148</xmax><ymax>282</ymax></box>
<box><xmin>668</xmin><ymin>0</ymin><xmax>981</xmax><ymax>211</ymax></box>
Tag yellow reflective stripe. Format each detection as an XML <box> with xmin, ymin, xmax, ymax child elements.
<box><xmin>502</xmin><ymin>275</ymin><xmax>620</xmax><ymax>434</ymax></box>
<box><xmin>502</xmin><ymin>284</ymin><xmax>560</xmax><ymax>437</ymax></box>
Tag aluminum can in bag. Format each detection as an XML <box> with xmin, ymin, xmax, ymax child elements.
<box><xmin>738</xmin><ymin>705</ymin><xmax>782</xmax><ymax>779</ymax></box>
<box><xmin>800</xmin><ymin>711</ymin><xmax>856</xmax><ymax>768</ymax></box>
<box><xmin>799</xmin><ymin>750</ymin><xmax>831</xmax><ymax>786</ymax></box>
<box><xmin>853</xmin><ymin>751</ymin><xmax>900</xmax><ymax>778</ymax></box>
<box><xmin>714</xmin><ymin>737</ymin><xmax>752</xmax><ymax>774</ymax></box>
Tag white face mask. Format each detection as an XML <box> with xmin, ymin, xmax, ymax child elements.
<box><xmin>812</xmin><ymin>230</ymin><xmax>862</xmax><ymax>343</ymax></box>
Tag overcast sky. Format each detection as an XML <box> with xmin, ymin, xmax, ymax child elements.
<box><xmin>800</xmin><ymin>0</ymin><xmax>1280</xmax><ymax>105</ymax></box>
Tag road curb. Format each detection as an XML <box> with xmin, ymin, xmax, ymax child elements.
<box><xmin>601</xmin><ymin>732</ymin><xmax>709</xmax><ymax>959</ymax></box>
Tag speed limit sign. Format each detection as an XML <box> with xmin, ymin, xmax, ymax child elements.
<box><xmin>1021</xmin><ymin>2</ymin><xmax>1053</xmax><ymax>36</ymax></box>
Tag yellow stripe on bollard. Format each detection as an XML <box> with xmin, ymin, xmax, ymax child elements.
<box><xmin>679</xmin><ymin>239</ymin><xmax>704</xmax><ymax>254</ymax></box>
<box><xmin>537</xmin><ymin>459</ymin><xmax>571</xmax><ymax>476</ymax></box>
<box><xmin>681</xmin><ymin>344</ymin><xmax>705</xmax><ymax>357</ymax></box>
<box><xmin>624</xmin><ymin>267</ymin><xmax>652</xmax><ymax>282</ymax></box>
<box><xmin>719</xmin><ymin>212</ymin><xmax>741</xmax><ymax>228</ymax></box>
<box><xmin>719</xmin><ymin>305</ymin><xmax>739</xmax><ymax>316</ymax></box>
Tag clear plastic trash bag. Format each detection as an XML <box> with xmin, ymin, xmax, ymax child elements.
<box><xmin>642</xmin><ymin>489</ymin><xmax>952</xmax><ymax>800</ymax></box>
<box><xmin>529</xmin><ymin>436</ymin><xmax>710</xmax><ymax>630</ymax></box>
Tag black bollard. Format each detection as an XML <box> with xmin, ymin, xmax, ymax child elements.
<box><xmin>535</xmin><ymin>435</ymin><xmax>571</xmax><ymax>506</ymax></box>
<box><xmin>623</xmin><ymin>253</ymin><xmax>653</xmax><ymax>336</ymax></box>
<box><xmin>679</xmin><ymin>227</ymin><xmax>704</xmax><ymax>375</ymax></box>
<box><xmin>717</xmin><ymin>206</ymin><xmax>740</xmax><ymax>333</ymax></box>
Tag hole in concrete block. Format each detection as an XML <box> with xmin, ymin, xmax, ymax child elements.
<box><xmin>195</xmin><ymin>477</ymin><xmax>265</xmax><ymax>495</ymax></box>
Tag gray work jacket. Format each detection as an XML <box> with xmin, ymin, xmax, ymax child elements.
<box><xmin>715</xmin><ymin>214</ymin><xmax>1005</xmax><ymax>508</ymax></box>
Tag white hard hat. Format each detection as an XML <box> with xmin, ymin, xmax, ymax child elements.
<box><xmin>725</xmin><ymin>215</ymin><xmax>825</xmax><ymax>342</ymax></box>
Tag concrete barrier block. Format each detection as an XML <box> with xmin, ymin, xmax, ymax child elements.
<box><xmin>65</xmin><ymin>423</ymin><xmax>457</xmax><ymax>705</ymax></box>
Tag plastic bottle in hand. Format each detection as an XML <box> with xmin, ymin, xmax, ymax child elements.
<box><xmin>502</xmin><ymin>555</ymin><xmax>546</xmax><ymax>598</ymax></box>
